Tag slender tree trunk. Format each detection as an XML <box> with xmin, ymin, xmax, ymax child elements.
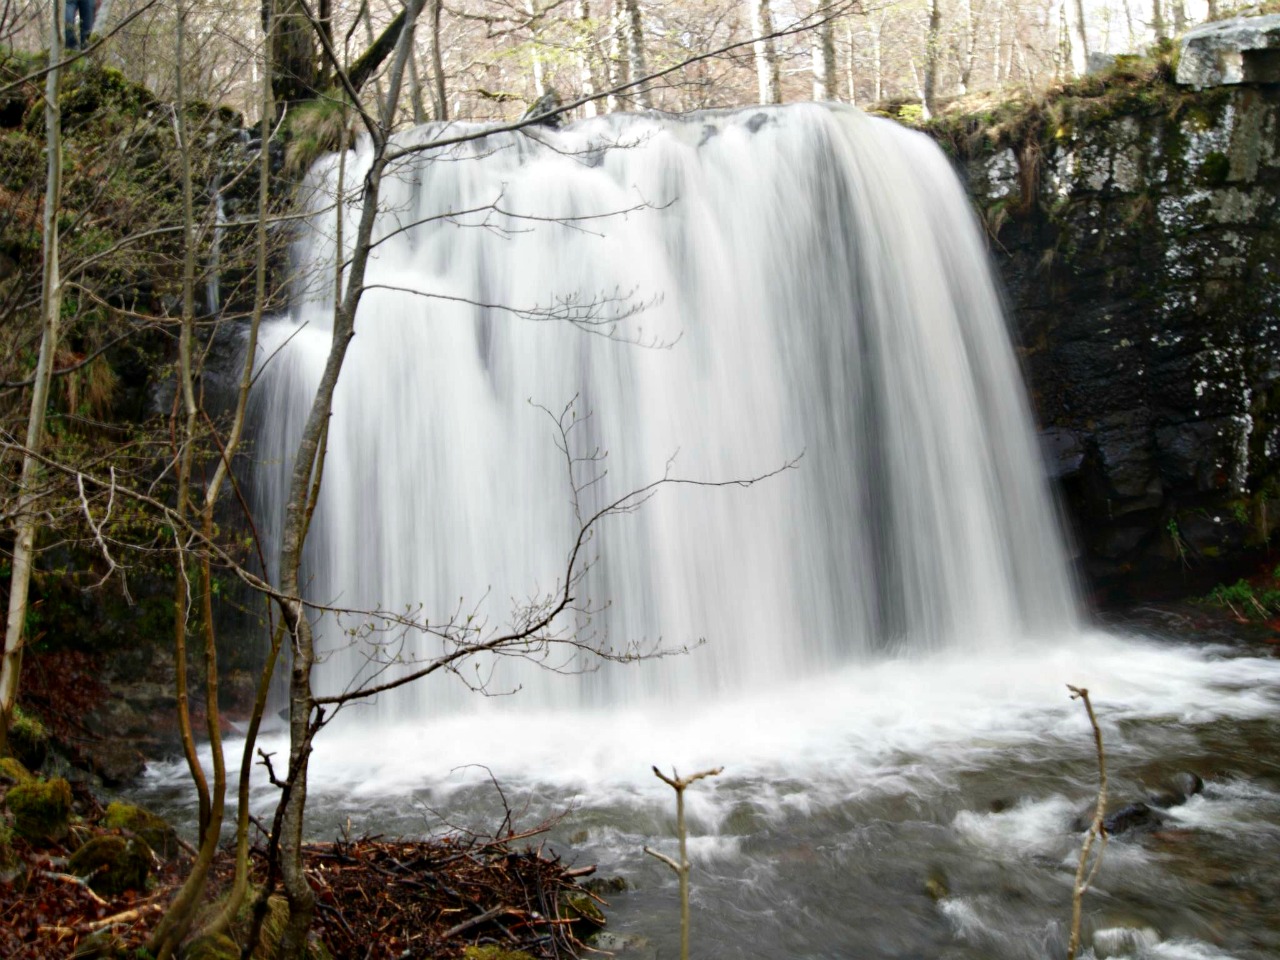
<box><xmin>429</xmin><ymin>0</ymin><xmax>447</xmax><ymax>120</ymax></box>
<box><xmin>844</xmin><ymin>21</ymin><xmax>855</xmax><ymax>103</ymax></box>
<box><xmin>1206</xmin><ymin>0</ymin><xmax>1219</xmax><ymax>20</ymax></box>
<box><xmin>0</xmin><ymin>0</ymin><xmax>64</xmax><ymax>757</ymax></box>
<box><xmin>198</xmin><ymin>20</ymin><xmax>278</xmax><ymax>940</ymax></box>
<box><xmin>274</xmin><ymin>7</ymin><xmax>425</xmax><ymax>956</ymax></box>
<box><xmin>622</xmin><ymin>0</ymin><xmax>648</xmax><ymax>107</ymax></box>
<box><xmin>750</xmin><ymin>0</ymin><xmax>781</xmax><ymax>104</ymax></box>
<box><xmin>1172</xmin><ymin>0</ymin><xmax>1186</xmax><ymax>34</ymax></box>
<box><xmin>922</xmin><ymin>0</ymin><xmax>941</xmax><ymax>118</ymax></box>
<box><xmin>576</xmin><ymin>0</ymin><xmax>598</xmax><ymax>118</ymax></box>
<box><xmin>993</xmin><ymin>0</ymin><xmax>1004</xmax><ymax>85</ymax></box>
<box><xmin>1152</xmin><ymin>0</ymin><xmax>1166</xmax><ymax>42</ymax></box>
<box><xmin>1068</xmin><ymin>0</ymin><xmax>1089</xmax><ymax>76</ymax></box>
<box><xmin>408</xmin><ymin>55</ymin><xmax>426</xmax><ymax>124</ymax></box>
<box><xmin>606</xmin><ymin>0</ymin><xmax>624</xmax><ymax>112</ymax></box>
<box><xmin>873</xmin><ymin>17</ymin><xmax>883</xmax><ymax>102</ymax></box>
<box><xmin>525</xmin><ymin>0</ymin><xmax>546</xmax><ymax>96</ymax></box>
<box><xmin>812</xmin><ymin>11</ymin><xmax>836</xmax><ymax>100</ymax></box>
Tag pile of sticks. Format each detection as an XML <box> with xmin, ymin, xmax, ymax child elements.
<box><xmin>305</xmin><ymin>833</ymin><xmax>603</xmax><ymax>960</ymax></box>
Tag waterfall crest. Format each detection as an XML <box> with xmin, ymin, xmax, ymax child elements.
<box><xmin>251</xmin><ymin>103</ymin><xmax>1078</xmax><ymax>716</ymax></box>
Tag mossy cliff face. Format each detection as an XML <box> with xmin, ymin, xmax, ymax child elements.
<box><xmin>926</xmin><ymin>61</ymin><xmax>1280</xmax><ymax>598</ymax></box>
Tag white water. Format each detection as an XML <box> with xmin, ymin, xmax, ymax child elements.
<box><xmin>203</xmin><ymin>104</ymin><xmax>1280</xmax><ymax>958</ymax></box>
<box><xmin>251</xmin><ymin>103</ymin><xmax>1077</xmax><ymax>715</ymax></box>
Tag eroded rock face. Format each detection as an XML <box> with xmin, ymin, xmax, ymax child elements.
<box><xmin>1177</xmin><ymin>15</ymin><xmax>1280</xmax><ymax>91</ymax></box>
<box><xmin>934</xmin><ymin>70</ymin><xmax>1280</xmax><ymax>598</ymax></box>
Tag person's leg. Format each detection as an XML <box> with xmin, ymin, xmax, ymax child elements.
<box><xmin>64</xmin><ymin>0</ymin><xmax>78</xmax><ymax>49</ymax></box>
<box><xmin>77</xmin><ymin>0</ymin><xmax>94</xmax><ymax>48</ymax></box>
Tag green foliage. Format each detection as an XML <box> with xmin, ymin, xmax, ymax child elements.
<box><xmin>1201</xmin><ymin>575</ymin><xmax>1280</xmax><ymax>620</ymax></box>
<box><xmin>5</xmin><ymin>776</ymin><xmax>72</xmax><ymax>842</ymax></box>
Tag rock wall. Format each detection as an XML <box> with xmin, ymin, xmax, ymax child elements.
<box><xmin>927</xmin><ymin>59</ymin><xmax>1280</xmax><ymax>599</ymax></box>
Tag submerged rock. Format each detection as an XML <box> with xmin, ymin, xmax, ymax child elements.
<box><xmin>1177</xmin><ymin>15</ymin><xmax>1280</xmax><ymax>90</ymax></box>
<box><xmin>1149</xmin><ymin>771</ymin><xmax>1206</xmax><ymax>808</ymax></box>
<box><xmin>1104</xmin><ymin>802</ymin><xmax>1168</xmax><ymax>836</ymax></box>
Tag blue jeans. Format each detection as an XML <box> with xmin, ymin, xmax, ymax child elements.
<box><xmin>65</xmin><ymin>0</ymin><xmax>93</xmax><ymax>50</ymax></box>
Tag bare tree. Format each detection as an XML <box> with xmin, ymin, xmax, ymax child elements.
<box><xmin>751</xmin><ymin>0</ymin><xmax>780</xmax><ymax>103</ymax></box>
<box><xmin>0</xmin><ymin>0</ymin><xmax>65</xmax><ymax>757</ymax></box>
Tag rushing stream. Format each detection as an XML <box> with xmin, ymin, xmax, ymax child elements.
<box><xmin>138</xmin><ymin>104</ymin><xmax>1280</xmax><ymax>958</ymax></box>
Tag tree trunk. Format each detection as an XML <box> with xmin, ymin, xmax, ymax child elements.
<box><xmin>751</xmin><ymin>0</ymin><xmax>781</xmax><ymax>104</ymax></box>
<box><xmin>812</xmin><ymin>12</ymin><xmax>836</xmax><ymax>100</ymax></box>
<box><xmin>271</xmin><ymin>0</ymin><xmax>320</xmax><ymax>106</ymax></box>
<box><xmin>922</xmin><ymin>0</ymin><xmax>941</xmax><ymax>118</ymax></box>
<box><xmin>274</xmin><ymin>6</ymin><xmax>426</xmax><ymax>956</ymax></box>
<box><xmin>1067</xmin><ymin>0</ymin><xmax>1089</xmax><ymax>77</ymax></box>
<box><xmin>622</xmin><ymin>0</ymin><xmax>648</xmax><ymax>107</ymax></box>
<box><xmin>606</xmin><ymin>0</ymin><xmax>624</xmax><ymax>112</ymax></box>
<box><xmin>429</xmin><ymin>0</ymin><xmax>447</xmax><ymax>120</ymax></box>
<box><xmin>0</xmin><ymin>0</ymin><xmax>65</xmax><ymax>758</ymax></box>
<box><xmin>576</xmin><ymin>0</ymin><xmax>598</xmax><ymax>117</ymax></box>
<box><xmin>1152</xmin><ymin>0</ymin><xmax>1166</xmax><ymax>42</ymax></box>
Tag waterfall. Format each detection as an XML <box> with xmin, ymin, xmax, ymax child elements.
<box><xmin>250</xmin><ymin>103</ymin><xmax>1078</xmax><ymax>718</ymax></box>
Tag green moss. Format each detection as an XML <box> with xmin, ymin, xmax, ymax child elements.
<box><xmin>1199</xmin><ymin>150</ymin><xmax>1230</xmax><ymax>186</ymax></box>
<box><xmin>0</xmin><ymin>756</ymin><xmax>32</xmax><ymax>784</ymax></box>
<box><xmin>100</xmin><ymin>802</ymin><xmax>179</xmax><ymax>859</ymax></box>
<box><xmin>68</xmin><ymin>834</ymin><xmax>153</xmax><ymax>896</ymax></box>
<box><xmin>6</xmin><ymin>776</ymin><xmax>72</xmax><ymax>842</ymax></box>
<box><xmin>558</xmin><ymin>891</ymin><xmax>606</xmax><ymax>927</ymax></box>
<box><xmin>462</xmin><ymin>947</ymin><xmax>536</xmax><ymax>960</ymax></box>
<box><xmin>9</xmin><ymin>706</ymin><xmax>50</xmax><ymax>770</ymax></box>
<box><xmin>180</xmin><ymin>933</ymin><xmax>239</xmax><ymax>960</ymax></box>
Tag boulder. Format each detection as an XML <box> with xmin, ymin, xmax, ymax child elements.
<box><xmin>6</xmin><ymin>776</ymin><xmax>72</xmax><ymax>843</ymax></box>
<box><xmin>99</xmin><ymin>801</ymin><xmax>180</xmax><ymax>859</ymax></box>
<box><xmin>1177</xmin><ymin>15</ymin><xmax>1280</xmax><ymax>90</ymax></box>
<box><xmin>8</xmin><ymin>708</ymin><xmax>50</xmax><ymax>770</ymax></box>
<box><xmin>1104</xmin><ymin>802</ymin><xmax>1168</xmax><ymax>837</ymax></box>
<box><xmin>67</xmin><ymin>835</ymin><xmax>153</xmax><ymax>896</ymax></box>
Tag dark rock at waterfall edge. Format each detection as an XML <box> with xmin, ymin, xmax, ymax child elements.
<box><xmin>922</xmin><ymin>48</ymin><xmax>1280</xmax><ymax>603</ymax></box>
<box><xmin>1148</xmin><ymin>771</ymin><xmax>1206</xmax><ymax>809</ymax></box>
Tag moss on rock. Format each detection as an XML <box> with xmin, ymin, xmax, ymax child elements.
<box><xmin>9</xmin><ymin>706</ymin><xmax>50</xmax><ymax>771</ymax></box>
<box><xmin>462</xmin><ymin>947</ymin><xmax>536</xmax><ymax>960</ymax></box>
<box><xmin>181</xmin><ymin>933</ymin><xmax>240</xmax><ymax>960</ymax></box>
<box><xmin>6</xmin><ymin>775</ymin><xmax>71</xmax><ymax>843</ymax></box>
<box><xmin>558</xmin><ymin>891</ymin><xmax>606</xmax><ymax>928</ymax></box>
<box><xmin>0</xmin><ymin>755</ymin><xmax>32</xmax><ymax>784</ymax></box>
<box><xmin>67</xmin><ymin>834</ymin><xmax>153</xmax><ymax>896</ymax></box>
<box><xmin>100</xmin><ymin>801</ymin><xmax>179</xmax><ymax>859</ymax></box>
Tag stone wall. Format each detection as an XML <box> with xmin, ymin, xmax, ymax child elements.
<box><xmin>927</xmin><ymin>57</ymin><xmax>1280</xmax><ymax>599</ymax></box>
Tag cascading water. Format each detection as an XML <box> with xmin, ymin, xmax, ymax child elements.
<box><xmin>136</xmin><ymin>102</ymin><xmax>1280</xmax><ymax>960</ymax></box>
<box><xmin>251</xmin><ymin>103</ymin><xmax>1078</xmax><ymax>715</ymax></box>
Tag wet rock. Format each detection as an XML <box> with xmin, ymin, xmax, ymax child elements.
<box><xmin>6</xmin><ymin>776</ymin><xmax>72</xmax><ymax>843</ymax></box>
<box><xmin>1177</xmin><ymin>15</ymin><xmax>1280</xmax><ymax>90</ymax></box>
<box><xmin>582</xmin><ymin>874</ymin><xmax>631</xmax><ymax>896</ymax></box>
<box><xmin>1104</xmin><ymin>802</ymin><xmax>1168</xmax><ymax>836</ymax></box>
<box><xmin>84</xmin><ymin>741</ymin><xmax>146</xmax><ymax>787</ymax></box>
<box><xmin>1149</xmin><ymin>771</ymin><xmax>1205</xmax><ymax>808</ymax></box>
<box><xmin>1093</xmin><ymin>923</ymin><xmax>1160</xmax><ymax>958</ymax></box>
<box><xmin>68</xmin><ymin>834</ymin><xmax>153</xmax><ymax>896</ymax></box>
<box><xmin>589</xmin><ymin>930</ymin><xmax>652</xmax><ymax>952</ymax></box>
<box><xmin>924</xmin><ymin>868</ymin><xmax>950</xmax><ymax>901</ymax></box>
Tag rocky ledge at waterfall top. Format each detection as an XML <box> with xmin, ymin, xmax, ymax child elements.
<box><xmin>921</xmin><ymin>32</ymin><xmax>1280</xmax><ymax>602</ymax></box>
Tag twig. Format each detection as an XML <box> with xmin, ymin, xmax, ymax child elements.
<box><xmin>644</xmin><ymin>765</ymin><xmax>723</xmax><ymax>960</ymax></box>
<box><xmin>1067</xmin><ymin>685</ymin><xmax>1108</xmax><ymax>960</ymax></box>
<box><xmin>40</xmin><ymin>871</ymin><xmax>109</xmax><ymax>906</ymax></box>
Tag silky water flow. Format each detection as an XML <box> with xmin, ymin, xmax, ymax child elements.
<box><xmin>141</xmin><ymin>104</ymin><xmax>1280</xmax><ymax>960</ymax></box>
